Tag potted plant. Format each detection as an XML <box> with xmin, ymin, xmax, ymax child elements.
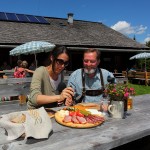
<box><xmin>104</xmin><ymin>83</ymin><xmax>135</xmax><ymax>113</ymax></box>
<box><xmin>104</xmin><ymin>83</ymin><xmax>135</xmax><ymax>101</ymax></box>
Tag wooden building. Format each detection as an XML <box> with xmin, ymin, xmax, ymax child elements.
<box><xmin>0</xmin><ymin>12</ymin><xmax>149</xmax><ymax>72</ymax></box>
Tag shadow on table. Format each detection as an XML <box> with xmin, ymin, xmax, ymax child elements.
<box><xmin>112</xmin><ymin>135</ymin><xmax>150</xmax><ymax>150</ymax></box>
<box><xmin>15</xmin><ymin>130</ymin><xmax>53</xmax><ymax>144</ymax></box>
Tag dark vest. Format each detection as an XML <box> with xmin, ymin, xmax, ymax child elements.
<box><xmin>75</xmin><ymin>68</ymin><xmax>104</xmax><ymax>103</ymax></box>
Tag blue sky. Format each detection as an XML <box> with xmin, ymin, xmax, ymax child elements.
<box><xmin>0</xmin><ymin>0</ymin><xmax>150</xmax><ymax>44</ymax></box>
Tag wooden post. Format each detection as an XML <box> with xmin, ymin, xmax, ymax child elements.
<box><xmin>145</xmin><ymin>71</ymin><xmax>148</xmax><ymax>86</ymax></box>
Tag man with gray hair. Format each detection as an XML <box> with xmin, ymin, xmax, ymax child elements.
<box><xmin>67</xmin><ymin>48</ymin><xmax>115</xmax><ymax>104</ymax></box>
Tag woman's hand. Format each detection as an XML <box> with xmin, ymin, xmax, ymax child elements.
<box><xmin>65</xmin><ymin>97</ymin><xmax>73</xmax><ymax>106</ymax></box>
<box><xmin>58</xmin><ymin>87</ymin><xmax>74</xmax><ymax>105</ymax></box>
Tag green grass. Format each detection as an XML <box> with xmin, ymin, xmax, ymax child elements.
<box><xmin>128</xmin><ymin>83</ymin><xmax>150</xmax><ymax>95</ymax></box>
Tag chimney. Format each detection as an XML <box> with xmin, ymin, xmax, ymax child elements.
<box><xmin>67</xmin><ymin>13</ymin><xmax>74</xmax><ymax>25</ymax></box>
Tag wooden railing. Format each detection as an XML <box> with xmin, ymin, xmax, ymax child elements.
<box><xmin>123</xmin><ymin>71</ymin><xmax>150</xmax><ymax>85</ymax></box>
<box><xmin>146</xmin><ymin>72</ymin><xmax>150</xmax><ymax>80</ymax></box>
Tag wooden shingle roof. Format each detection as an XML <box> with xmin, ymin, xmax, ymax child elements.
<box><xmin>0</xmin><ymin>15</ymin><xmax>149</xmax><ymax>51</ymax></box>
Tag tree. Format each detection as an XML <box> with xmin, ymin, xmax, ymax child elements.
<box><xmin>146</xmin><ymin>40</ymin><xmax>150</xmax><ymax>47</ymax></box>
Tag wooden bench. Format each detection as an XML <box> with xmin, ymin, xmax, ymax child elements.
<box><xmin>0</xmin><ymin>77</ymin><xmax>32</xmax><ymax>103</ymax></box>
<box><xmin>127</xmin><ymin>71</ymin><xmax>136</xmax><ymax>79</ymax></box>
<box><xmin>126</xmin><ymin>71</ymin><xmax>150</xmax><ymax>85</ymax></box>
<box><xmin>114</xmin><ymin>71</ymin><xmax>128</xmax><ymax>83</ymax></box>
<box><xmin>113</xmin><ymin>72</ymin><xmax>125</xmax><ymax>78</ymax></box>
<box><xmin>132</xmin><ymin>71</ymin><xmax>146</xmax><ymax>85</ymax></box>
<box><xmin>122</xmin><ymin>71</ymin><xmax>127</xmax><ymax>78</ymax></box>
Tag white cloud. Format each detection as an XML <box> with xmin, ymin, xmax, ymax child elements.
<box><xmin>111</xmin><ymin>21</ymin><xmax>147</xmax><ymax>35</ymax></box>
<box><xmin>144</xmin><ymin>37</ymin><xmax>150</xmax><ymax>43</ymax></box>
<box><xmin>136</xmin><ymin>25</ymin><xmax>147</xmax><ymax>34</ymax></box>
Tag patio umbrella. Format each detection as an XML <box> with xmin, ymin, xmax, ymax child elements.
<box><xmin>10</xmin><ymin>41</ymin><xmax>55</xmax><ymax>67</ymax></box>
<box><xmin>129</xmin><ymin>52</ymin><xmax>150</xmax><ymax>71</ymax></box>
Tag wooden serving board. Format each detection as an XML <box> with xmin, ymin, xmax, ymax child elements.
<box><xmin>55</xmin><ymin>111</ymin><xmax>104</xmax><ymax>128</ymax></box>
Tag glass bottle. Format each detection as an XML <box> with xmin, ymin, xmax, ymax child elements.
<box><xmin>127</xmin><ymin>95</ymin><xmax>133</xmax><ymax>110</ymax></box>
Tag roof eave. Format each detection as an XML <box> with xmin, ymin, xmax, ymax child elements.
<box><xmin>67</xmin><ymin>46</ymin><xmax>150</xmax><ymax>52</ymax></box>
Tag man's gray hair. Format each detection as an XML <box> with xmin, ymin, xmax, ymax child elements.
<box><xmin>84</xmin><ymin>48</ymin><xmax>101</xmax><ymax>60</ymax></box>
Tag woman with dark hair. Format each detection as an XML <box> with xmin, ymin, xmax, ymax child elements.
<box><xmin>27</xmin><ymin>46</ymin><xmax>74</xmax><ymax>109</ymax></box>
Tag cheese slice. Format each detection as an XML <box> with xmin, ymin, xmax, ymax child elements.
<box><xmin>85</xmin><ymin>109</ymin><xmax>103</xmax><ymax>116</ymax></box>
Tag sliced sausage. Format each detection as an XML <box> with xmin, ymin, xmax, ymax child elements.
<box><xmin>76</xmin><ymin>116</ymin><xmax>87</xmax><ymax>124</ymax></box>
<box><xmin>63</xmin><ymin>115</ymin><xmax>72</xmax><ymax>123</ymax></box>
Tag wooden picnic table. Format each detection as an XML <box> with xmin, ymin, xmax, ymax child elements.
<box><xmin>0</xmin><ymin>94</ymin><xmax>150</xmax><ymax>150</ymax></box>
<box><xmin>0</xmin><ymin>78</ymin><xmax>32</xmax><ymax>97</ymax></box>
<box><xmin>113</xmin><ymin>73</ymin><xmax>125</xmax><ymax>78</ymax></box>
<box><xmin>0</xmin><ymin>70</ymin><xmax>14</xmax><ymax>78</ymax></box>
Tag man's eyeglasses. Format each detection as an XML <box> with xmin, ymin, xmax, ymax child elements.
<box><xmin>56</xmin><ymin>59</ymin><xmax>69</xmax><ymax>67</ymax></box>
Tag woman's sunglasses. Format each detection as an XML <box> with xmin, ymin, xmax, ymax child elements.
<box><xmin>56</xmin><ymin>59</ymin><xmax>69</xmax><ymax>67</ymax></box>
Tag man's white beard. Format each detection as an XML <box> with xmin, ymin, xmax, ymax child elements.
<box><xmin>84</xmin><ymin>68</ymin><xmax>96</xmax><ymax>74</ymax></box>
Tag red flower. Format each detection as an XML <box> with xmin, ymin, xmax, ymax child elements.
<box><xmin>104</xmin><ymin>83</ymin><xmax>135</xmax><ymax>101</ymax></box>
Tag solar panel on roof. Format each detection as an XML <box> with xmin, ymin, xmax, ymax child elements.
<box><xmin>35</xmin><ymin>16</ymin><xmax>49</xmax><ymax>24</ymax></box>
<box><xmin>6</xmin><ymin>13</ymin><xmax>18</xmax><ymax>21</ymax></box>
<box><xmin>17</xmin><ymin>14</ymin><xmax>29</xmax><ymax>22</ymax></box>
<box><xmin>26</xmin><ymin>15</ymin><xmax>39</xmax><ymax>23</ymax></box>
<box><xmin>0</xmin><ymin>12</ymin><xmax>49</xmax><ymax>24</ymax></box>
<box><xmin>0</xmin><ymin>12</ymin><xmax>7</xmax><ymax>20</ymax></box>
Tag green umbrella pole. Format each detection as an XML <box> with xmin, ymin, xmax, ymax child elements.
<box><xmin>145</xmin><ymin>58</ymin><xmax>146</xmax><ymax>71</ymax></box>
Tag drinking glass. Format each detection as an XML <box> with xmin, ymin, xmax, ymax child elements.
<box><xmin>19</xmin><ymin>95</ymin><xmax>27</xmax><ymax>105</ymax></box>
<box><xmin>100</xmin><ymin>97</ymin><xmax>110</xmax><ymax>118</ymax></box>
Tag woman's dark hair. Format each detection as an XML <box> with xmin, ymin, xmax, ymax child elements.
<box><xmin>50</xmin><ymin>46</ymin><xmax>70</xmax><ymax>72</ymax></box>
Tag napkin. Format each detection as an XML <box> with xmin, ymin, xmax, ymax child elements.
<box><xmin>0</xmin><ymin>107</ymin><xmax>52</xmax><ymax>140</ymax></box>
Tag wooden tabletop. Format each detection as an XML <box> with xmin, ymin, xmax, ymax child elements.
<box><xmin>0</xmin><ymin>94</ymin><xmax>150</xmax><ymax>150</ymax></box>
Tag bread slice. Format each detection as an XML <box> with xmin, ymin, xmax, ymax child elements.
<box><xmin>76</xmin><ymin>103</ymin><xmax>100</xmax><ymax>110</ymax></box>
<box><xmin>11</xmin><ymin>114</ymin><xmax>26</xmax><ymax>123</ymax></box>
